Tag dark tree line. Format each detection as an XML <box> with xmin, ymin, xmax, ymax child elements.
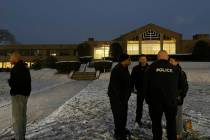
<box><xmin>32</xmin><ymin>56</ymin><xmax>58</xmax><ymax>70</ymax></box>
<box><xmin>110</xmin><ymin>42</ymin><xmax>123</xmax><ymax>61</ymax></box>
<box><xmin>192</xmin><ymin>40</ymin><xmax>210</xmax><ymax>61</ymax></box>
<box><xmin>77</xmin><ymin>42</ymin><xmax>92</xmax><ymax>57</ymax></box>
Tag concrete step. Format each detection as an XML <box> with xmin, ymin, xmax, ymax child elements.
<box><xmin>71</xmin><ymin>72</ymin><xmax>96</xmax><ymax>80</ymax></box>
<box><xmin>73</xmin><ymin>72</ymin><xmax>96</xmax><ymax>75</ymax></box>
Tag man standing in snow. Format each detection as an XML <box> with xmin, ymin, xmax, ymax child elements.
<box><xmin>144</xmin><ymin>51</ymin><xmax>186</xmax><ymax>140</ymax></box>
<box><xmin>131</xmin><ymin>54</ymin><xmax>149</xmax><ymax>127</ymax></box>
<box><xmin>8</xmin><ymin>52</ymin><xmax>31</xmax><ymax>140</ymax></box>
<box><xmin>108</xmin><ymin>53</ymin><xmax>132</xmax><ymax>140</ymax></box>
<box><xmin>169</xmin><ymin>57</ymin><xmax>189</xmax><ymax>140</ymax></box>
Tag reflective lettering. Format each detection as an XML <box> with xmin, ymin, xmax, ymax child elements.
<box><xmin>156</xmin><ymin>68</ymin><xmax>173</xmax><ymax>73</ymax></box>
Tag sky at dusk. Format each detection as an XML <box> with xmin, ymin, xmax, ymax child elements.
<box><xmin>1</xmin><ymin>0</ymin><xmax>210</xmax><ymax>44</ymax></box>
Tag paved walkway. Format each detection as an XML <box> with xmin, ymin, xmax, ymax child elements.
<box><xmin>0</xmin><ymin>80</ymin><xmax>91</xmax><ymax>137</ymax></box>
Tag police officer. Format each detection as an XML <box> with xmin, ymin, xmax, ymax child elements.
<box><xmin>108</xmin><ymin>53</ymin><xmax>132</xmax><ymax>140</ymax></box>
<box><xmin>131</xmin><ymin>54</ymin><xmax>149</xmax><ymax>126</ymax></box>
<box><xmin>144</xmin><ymin>51</ymin><xmax>186</xmax><ymax>140</ymax></box>
<box><xmin>169</xmin><ymin>57</ymin><xmax>189</xmax><ymax>140</ymax></box>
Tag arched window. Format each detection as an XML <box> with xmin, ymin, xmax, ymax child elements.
<box><xmin>142</xmin><ymin>30</ymin><xmax>160</xmax><ymax>40</ymax></box>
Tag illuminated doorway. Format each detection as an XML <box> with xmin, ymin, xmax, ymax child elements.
<box><xmin>142</xmin><ymin>41</ymin><xmax>161</xmax><ymax>54</ymax></box>
<box><xmin>127</xmin><ymin>41</ymin><xmax>139</xmax><ymax>55</ymax></box>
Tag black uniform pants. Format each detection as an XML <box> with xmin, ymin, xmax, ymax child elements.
<box><xmin>149</xmin><ymin>104</ymin><xmax>177</xmax><ymax>140</ymax></box>
<box><xmin>109</xmin><ymin>97</ymin><xmax>128</xmax><ymax>136</ymax></box>
<box><xmin>136</xmin><ymin>92</ymin><xmax>144</xmax><ymax>123</ymax></box>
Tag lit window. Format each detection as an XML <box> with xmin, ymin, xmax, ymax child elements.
<box><xmin>127</xmin><ymin>41</ymin><xmax>139</xmax><ymax>55</ymax></box>
<box><xmin>1</xmin><ymin>62</ymin><xmax>12</xmax><ymax>68</ymax></box>
<box><xmin>25</xmin><ymin>62</ymin><xmax>31</xmax><ymax>68</ymax></box>
<box><xmin>94</xmin><ymin>44</ymin><xmax>110</xmax><ymax>59</ymax></box>
<box><xmin>50</xmin><ymin>53</ymin><xmax>57</xmax><ymax>56</ymax></box>
<box><xmin>0</xmin><ymin>62</ymin><xmax>33</xmax><ymax>68</ymax></box>
<box><xmin>163</xmin><ymin>40</ymin><xmax>176</xmax><ymax>54</ymax></box>
<box><xmin>0</xmin><ymin>62</ymin><xmax>3</xmax><ymax>68</ymax></box>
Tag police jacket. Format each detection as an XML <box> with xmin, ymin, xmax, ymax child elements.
<box><xmin>131</xmin><ymin>63</ymin><xmax>149</xmax><ymax>92</ymax></box>
<box><xmin>144</xmin><ymin>60</ymin><xmax>186</xmax><ymax>107</ymax></box>
<box><xmin>8</xmin><ymin>60</ymin><xmax>31</xmax><ymax>96</ymax></box>
<box><xmin>108</xmin><ymin>63</ymin><xmax>132</xmax><ymax>103</ymax></box>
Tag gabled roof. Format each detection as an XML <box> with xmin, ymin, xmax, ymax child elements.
<box><xmin>113</xmin><ymin>23</ymin><xmax>182</xmax><ymax>41</ymax></box>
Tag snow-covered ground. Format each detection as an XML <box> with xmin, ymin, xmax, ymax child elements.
<box><xmin>22</xmin><ymin>80</ymin><xmax>154</xmax><ymax>140</ymax></box>
<box><xmin>0</xmin><ymin>69</ymin><xmax>90</xmax><ymax>137</ymax></box>
<box><xmin>179</xmin><ymin>63</ymin><xmax>210</xmax><ymax>137</ymax></box>
<box><xmin>0</xmin><ymin>69</ymin><xmax>70</xmax><ymax>106</ymax></box>
<box><xmin>0</xmin><ymin>62</ymin><xmax>210</xmax><ymax>140</ymax></box>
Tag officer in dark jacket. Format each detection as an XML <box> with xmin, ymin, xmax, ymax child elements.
<box><xmin>131</xmin><ymin>54</ymin><xmax>149</xmax><ymax>126</ymax></box>
<box><xmin>169</xmin><ymin>57</ymin><xmax>189</xmax><ymax>140</ymax></box>
<box><xmin>144</xmin><ymin>51</ymin><xmax>186</xmax><ymax>140</ymax></box>
<box><xmin>8</xmin><ymin>52</ymin><xmax>31</xmax><ymax>140</ymax></box>
<box><xmin>169</xmin><ymin>58</ymin><xmax>188</xmax><ymax>105</ymax></box>
<box><xmin>108</xmin><ymin>53</ymin><xmax>132</xmax><ymax>140</ymax></box>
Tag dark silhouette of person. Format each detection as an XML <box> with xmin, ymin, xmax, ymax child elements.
<box><xmin>131</xmin><ymin>54</ymin><xmax>149</xmax><ymax>126</ymax></box>
<box><xmin>169</xmin><ymin>57</ymin><xmax>188</xmax><ymax>140</ymax></box>
<box><xmin>108</xmin><ymin>54</ymin><xmax>132</xmax><ymax>140</ymax></box>
<box><xmin>8</xmin><ymin>52</ymin><xmax>31</xmax><ymax>140</ymax></box>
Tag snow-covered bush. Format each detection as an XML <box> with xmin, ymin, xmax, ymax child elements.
<box><xmin>94</xmin><ymin>60</ymin><xmax>113</xmax><ymax>73</ymax></box>
<box><xmin>55</xmin><ymin>61</ymin><xmax>81</xmax><ymax>73</ymax></box>
<box><xmin>79</xmin><ymin>56</ymin><xmax>93</xmax><ymax>64</ymax></box>
<box><xmin>42</xmin><ymin>56</ymin><xmax>58</xmax><ymax>69</ymax></box>
<box><xmin>31</xmin><ymin>59</ymin><xmax>42</xmax><ymax>70</ymax></box>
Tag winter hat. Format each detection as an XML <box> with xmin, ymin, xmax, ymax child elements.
<box><xmin>118</xmin><ymin>53</ymin><xmax>129</xmax><ymax>62</ymax></box>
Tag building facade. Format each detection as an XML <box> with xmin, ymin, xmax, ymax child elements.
<box><xmin>0</xmin><ymin>23</ymin><xmax>210</xmax><ymax>68</ymax></box>
<box><xmin>0</xmin><ymin>44</ymin><xmax>78</xmax><ymax>68</ymax></box>
<box><xmin>89</xmin><ymin>23</ymin><xmax>210</xmax><ymax>59</ymax></box>
<box><xmin>114</xmin><ymin>24</ymin><xmax>181</xmax><ymax>55</ymax></box>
